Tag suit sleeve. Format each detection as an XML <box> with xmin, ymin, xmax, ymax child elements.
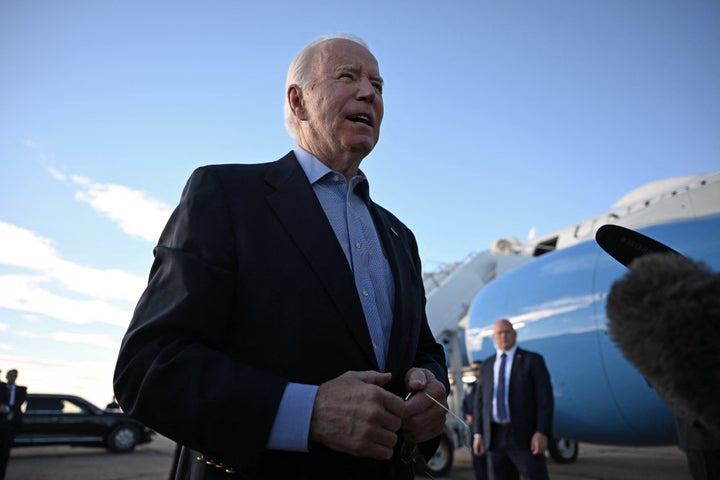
<box><xmin>472</xmin><ymin>383</ymin><xmax>482</xmax><ymax>436</ymax></box>
<box><xmin>113</xmin><ymin>167</ymin><xmax>287</xmax><ymax>466</ymax></box>
<box><xmin>533</xmin><ymin>355</ymin><xmax>554</xmax><ymax>437</ymax></box>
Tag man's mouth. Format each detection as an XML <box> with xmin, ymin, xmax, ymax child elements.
<box><xmin>347</xmin><ymin>114</ymin><xmax>372</xmax><ymax>126</ymax></box>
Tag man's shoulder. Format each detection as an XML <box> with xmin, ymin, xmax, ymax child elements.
<box><xmin>514</xmin><ymin>348</ymin><xmax>552</xmax><ymax>379</ymax></box>
<box><xmin>186</xmin><ymin>152</ymin><xmax>300</xmax><ymax>192</ymax></box>
<box><xmin>516</xmin><ymin>347</ymin><xmax>546</xmax><ymax>362</ymax></box>
<box><xmin>481</xmin><ymin>353</ymin><xmax>495</xmax><ymax>364</ymax></box>
<box><xmin>197</xmin><ymin>152</ymin><xmax>295</xmax><ymax>175</ymax></box>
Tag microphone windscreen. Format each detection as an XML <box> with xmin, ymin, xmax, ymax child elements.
<box><xmin>606</xmin><ymin>253</ymin><xmax>720</xmax><ymax>433</ymax></box>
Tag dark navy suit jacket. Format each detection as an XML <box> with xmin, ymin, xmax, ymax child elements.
<box><xmin>113</xmin><ymin>152</ymin><xmax>448</xmax><ymax>479</ymax></box>
<box><xmin>473</xmin><ymin>347</ymin><xmax>553</xmax><ymax>450</ymax></box>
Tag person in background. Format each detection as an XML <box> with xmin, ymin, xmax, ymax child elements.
<box><xmin>0</xmin><ymin>368</ymin><xmax>5</xmax><ymax>480</ymax></box>
<box><xmin>0</xmin><ymin>369</ymin><xmax>27</xmax><ymax>480</ymax></box>
<box><xmin>463</xmin><ymin>361</ymin><xmax>487</xmax><ymax>480</ymax></box>
<box><xmin>113</xmin><ymin>33</ymin><xmax>449</xmax><ymax>479</ymax></box>
<box><xmin>473</xmin><ymin>319</ymin><xmax>553</xmax><ymax>480</ymax></box>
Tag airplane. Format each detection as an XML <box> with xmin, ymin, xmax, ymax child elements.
<box><xmin>421</xmin><ymin>169</ymin><xmax>720</xmax><ymax>473</ymax></box>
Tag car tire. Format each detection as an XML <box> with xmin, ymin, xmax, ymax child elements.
<box><xmin>413</xmin><ymin>434</ymin><xmax>454</xmax><ymax>477</ymax></box>
<box><xmin>548</xmin><ymin>437</ymin><xmax>579</xmax><ymax>463</ymax></box>
<box><xmin>107</xmin><ymin>424</ymin><xmax>140</xmax><ymax>453</ymax></box>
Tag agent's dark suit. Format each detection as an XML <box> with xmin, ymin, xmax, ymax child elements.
<box><xmin>0</xmin><ymin>382</ymin><xmax>27</xmax><ymax>480</ymax></box>
<box><xmin>474</xmin><ymin>348</ymin><xmax>553</xmax><ymax>480</ymax></box>
<box><xmin>113</xmin><ymin>152</ymin><xmax>448</xmax><ymax>479</ymax></box>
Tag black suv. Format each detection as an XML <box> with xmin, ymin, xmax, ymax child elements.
<box><xmin>13</xmin><ymin>393</ymin><xmax>154</xmax><ymax>453</ymax></box>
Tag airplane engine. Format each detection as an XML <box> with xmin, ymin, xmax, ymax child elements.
<box><xmin>491</xmin><ymin>237</ymin><xmax>522</xmax><ymax>255</ymax></box>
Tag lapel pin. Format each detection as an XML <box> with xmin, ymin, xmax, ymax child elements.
<box><xmin>390</xmin><ymin>227</ymin><xmax>399</xmax><ymax>237</ymax></box>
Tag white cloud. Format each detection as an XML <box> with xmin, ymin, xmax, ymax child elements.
<box><xmin>0</xmin><ymin>221</ymin><xmax>145</xmax><ymax>302</ymax></box>
<box><xmin>0</xmin><ymin>274</ymin><xmax>133</xmax><ymax>327</ymax></box>
<box><xmin>26</xmin><ymin>143</ymin><xmax>171</xmax><ymax>244</ymax></box>
<box><xmin>71</xmin><ymin>176</ymin><xmax>172</xmax><ymax>243</ymax></box>
<box><xmin>48</xmin><ymin>167</ymin><xmax>66</xmax><ymax>181</ymax></box>
<box><xmin>0</xmin><ymin>221</ymin><xmax>60</xmax><ymax>271</ymax></box>
<box><xmin>52</xmin><ymin>332</ymin><xmax>120</xmax><ymax>351</ymax></box>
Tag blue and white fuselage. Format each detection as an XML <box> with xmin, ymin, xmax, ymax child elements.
<box><xmin>454</xmin><ymin>170</ymin><xmax>720</xmax><ymax>446</ymax></box>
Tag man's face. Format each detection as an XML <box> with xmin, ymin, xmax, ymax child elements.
<box><xmin>493</xmin><ymin>320</ymin><xmax>517</xmax><ymax>352</ymax></box>
<box><xmin>295</xmin><ymin>39</ymin><xmax>384</xmax><ymax>162</ymax></box>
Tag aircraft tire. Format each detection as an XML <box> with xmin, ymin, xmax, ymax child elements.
<box><xmin>548</xmin><ymin>437</ymin><xmax>579</xmax><ymax>463</ymax></box>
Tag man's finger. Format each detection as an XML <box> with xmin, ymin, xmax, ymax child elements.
<box><xmin>353</xmin><ymin>370</ymin><xmax>393</xmax><ymax>387</ymax></box>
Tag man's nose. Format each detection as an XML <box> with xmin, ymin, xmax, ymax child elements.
<box><xmin>356</xmin><ymin>77</ymin><xmax>377</xmax><ymax>102</ymax></box>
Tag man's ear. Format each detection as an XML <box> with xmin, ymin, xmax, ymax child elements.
<box><xmin>287</xmin><ymin>85</ymin><xmax>307</xmax><ymax>120</ymax></box>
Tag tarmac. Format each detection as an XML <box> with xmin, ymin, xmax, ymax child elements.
<box><xmin>7</xmin><ymin>434</ymin><xmax>692</xmax><ymax>480</ymax></box>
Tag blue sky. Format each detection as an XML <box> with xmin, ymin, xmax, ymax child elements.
<box><xmin>1</xmin><ymin>0</ymin><xmax>718</xmax><ymax>407</ymax></box>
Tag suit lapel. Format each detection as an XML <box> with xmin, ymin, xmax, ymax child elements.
<box><xmin>370</xmin><ymin>205</ymin><xmax>417</xmax><ymax>373</ymax></box>
<box><xmin>509</xmin><ymin>348</ymin><xmax>524</xmax><ymax>393</ymax></box>
<box><xmin>264</xmin><ymin>153</ymin><xmax>378</xmax><ymax>368</ymax></box>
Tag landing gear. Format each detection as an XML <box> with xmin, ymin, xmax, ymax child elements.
<box><xmin>548</xmin><ymin>437</ymin><xmax>579</xmax><ymax>463</ymax></box>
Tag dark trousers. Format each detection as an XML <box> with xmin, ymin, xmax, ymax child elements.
<box><xmin>686</xmin><ymin>448</ymin><xmax>720</xmax><ymax>480</ymax></box>
<box><xmin>472</xmin><ymin>450</ymin><xmax>488</xmax><ymax>480</ymax></box>
<box><xmin>488</xmin><ymin>423</ymin><xmax>549</xmax><ymax>480</ymax></box>
<box><xmin>0</xmin><ymin>425</ymin><xmax>12</xmax><ymax>480</ymax></box>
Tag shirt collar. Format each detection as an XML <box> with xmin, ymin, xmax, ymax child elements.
<box><xmin>497</xmin><ymin>345</ymin><xmax>518</xmax><ymax>359</ymax></box>
<box><xmin>294</xmin><ymin>146</ymin><xmax>332</xmax><ymax>185</ymax></box>
<box><xmin>294</xmin><ymin>146</ymin><xmax>371</xmax><ymax>204</ymax></box>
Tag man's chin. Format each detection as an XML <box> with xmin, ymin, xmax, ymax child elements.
<box><xmin>343</xmin><ymin>136</ymin><xmax>378</xmax><ymax>157</ymax></box>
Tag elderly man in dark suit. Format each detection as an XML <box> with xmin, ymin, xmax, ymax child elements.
<box><xmin>113</xmin><ymin>33</ymin><xmax>448</xmax><ymax>480</ymax></box>
<box><xmin>472</xmin><ymin>319</ymin><xmax>553</xmax><ymax>480</ymax></box>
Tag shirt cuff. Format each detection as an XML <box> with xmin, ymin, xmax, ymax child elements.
<box><xmin>266</xmin><ymin>383</ymin><xmax>319</xmax><ymax>452</ymax></box>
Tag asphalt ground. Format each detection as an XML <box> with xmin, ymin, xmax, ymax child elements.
<box><xmin>7</xmin><ymin>434</ymin><xmax>692</xmax><ymax>480</ymax></box>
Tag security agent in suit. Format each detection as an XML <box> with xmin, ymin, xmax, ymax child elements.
<box><xmin>472</xmin><ymin>319</ymin><xmax>553</xmax><ymax>480</ymax></box>
<box><xmin>462</xmin><ymin>362</ymin><xmax>488</xmax><ymax>480</ymax></box>
<box><xmin>0</xmin><ymin>369</ymin><xmax>5</xmax><ymax>480</ymax></box>
<box><xmin>0</xmin><ymin>369</ymin><xmax>27</xmax><ymax>480</ymax></box>
<box><xmin>113</xmin><ymin>34</ymin><xmax>449</xmax><ymax>480</ymax></box>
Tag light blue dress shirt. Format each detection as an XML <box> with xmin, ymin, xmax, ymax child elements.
<box><xmin>266</xmin><ymin>148</ymin><xmax>395</xmax><ymax>451</ymax></box>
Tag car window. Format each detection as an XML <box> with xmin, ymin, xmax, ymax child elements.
<box><xmin>62</xmin><ymin>399</ymin><xmax>88</xmax><ymax>414</ymax></box>
<box><xmin>24</xmin><ymin>397</ymin><xmax>89</xmax><ymax>414</ymax></box>
<box><xmin>25</xmin><ymin>398</ymin><xmax>64</xmax><ymax>413</ymax></box>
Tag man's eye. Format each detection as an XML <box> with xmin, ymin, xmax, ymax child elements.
<box><xmin>373</xmin><ymin>83</ymin><xmax>383</xmax><ymax>94</ymax></box>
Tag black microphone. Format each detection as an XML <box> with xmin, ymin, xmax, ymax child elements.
<box><xmin>604</xmin><ymin>249</ymin><xmax>720</xmax><ymax>433</ymax></box>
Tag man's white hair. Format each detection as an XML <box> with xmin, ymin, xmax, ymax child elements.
<box><xmin>284</xmin><ymin>33</ymin><xmax>369</xmax><ymax>140</ymax></box>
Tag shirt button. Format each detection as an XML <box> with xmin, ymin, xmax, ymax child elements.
<box><xmin>372</xmin><ymin>342</ymin><xmax>378</xmax><ymax>350</ymax></box>
<box><xmin>333</xmin><ymin>175</ymin><xmax>341</xmax><ymax>182</ymax></box>
<box><xmin>355</xmin><ymin>241</ymin><xmax>361</xmax><ymax>249</ymax></box>
<box><xmin>362</xmin><ymin>289</ymin><xmax>369</xmax><ymax>297</ymax></box>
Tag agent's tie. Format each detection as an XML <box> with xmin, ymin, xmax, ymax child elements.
<box><xmin>497</xmin><ymin>353</ymin><xmax>508</xmax><ymax>422</ymax></box>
